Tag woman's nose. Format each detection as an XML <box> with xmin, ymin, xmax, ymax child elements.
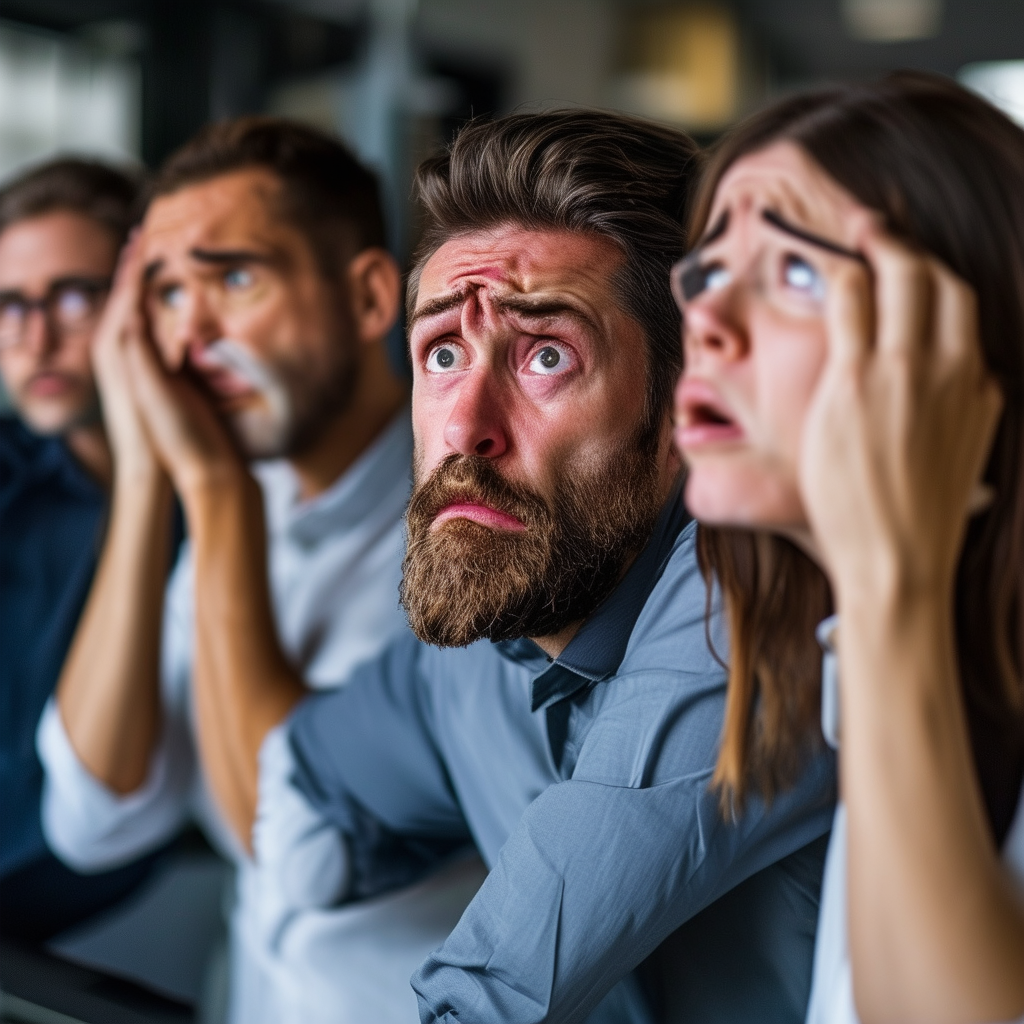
<box><xmin>683</xmin><ymin>295</ymin><xmax>750</xmax><ymax>365</ymax></box>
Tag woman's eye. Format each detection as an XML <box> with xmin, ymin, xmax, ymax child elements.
<box><xmin>527</xmin><ymin>344</ymin><xmax>571</xmax><ymax>376</ymax></box>
<box><xmin>782</xmin><ymin>255</ymin><xmax>824</xmax><ymax>300</ymax></box>
<box><xmin>224</xmin><ymin>268</ymin><xmax>254</xmax><ymax>290</ymax></box>
<box><xmin>680</xmin><ymin>261</ymin><xmax>732</xmax><ymax>301</ymax></box>
<box><xmin>425</xmin><ymin>344</ymin><xmax>465</xmax><ymax>373</ymax></box>
<box><xmin>703</xmin><ymin>264</ymin><xmax>732</xmax><ymax>293</ymax></box>
<box><xmin>159</xmin><ymin>284</ymin><xmax>185</xmax><ymax>310</ymax></box>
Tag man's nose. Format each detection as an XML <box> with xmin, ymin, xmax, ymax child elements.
<box><xmin>443</xmin><ymin>368</ymin><xmax>509</xmax><ymax>458</ymax></box>
<box><xmin>683</xmin><ymin>294</ymin><xmax>749</xmax><ymax>366</ymax></box>
<box><xmin>21</xmin><ymin>305</ymin><xmax>58</xmax><ymax>358</ymax></box>
<box><xmin>163</xmin><ymin>290</ymin><xmax>222</xmax><ymax>370</ymax></box>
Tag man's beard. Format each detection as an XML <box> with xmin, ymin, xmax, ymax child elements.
<box><xmin>204</xmin><ymin>336</ymin><xmax>358</xmax><ymax>460</ymax></box>
<box><xmin>400</xmin><ymin>430</ymin><xmax>663</xmax><ymax>648</ymax></box>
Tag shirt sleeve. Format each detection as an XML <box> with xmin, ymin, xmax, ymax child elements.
<box><xmin>36</xmin><ymin>696</ymin><xmax>194</xmax><ymax>871</ymax></box>
<box><xmin>411</xmin><ymin>753</ymin><xmax>836</xmax><ymax>1024</ymax></box>
<box><xmin>284</xmin><ymin>631</ymin><xmax>473</xmax><ymax>902</ymax></box>
<box><xmin>35</xmin><ymin>550</ymin><xmax>198</xmax><ymax>872</ymax></box>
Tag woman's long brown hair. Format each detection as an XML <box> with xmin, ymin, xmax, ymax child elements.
<box><xmin>697</xmin><ymin>72</ymin><xmax>1024</xmax><ymax>843</ymax></box>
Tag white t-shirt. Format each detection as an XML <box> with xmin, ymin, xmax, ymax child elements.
<box><xmin>36</xmin><ymin>409</ymin><xmax>483</xmax><ymax>1023</ymax></box>
<box><xmin>805</xmin><ymin>619</ymin><xmax>1024</xmax><ymax>1024</ymax></box>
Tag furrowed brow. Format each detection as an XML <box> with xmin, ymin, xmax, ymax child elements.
<box><xmin>680</xmin><ymin>210</ymin><xmax>730</xmax><ymax>267</ymax></box>
<box><xmin>49</xmin><ymin>275</ymin><xmax>111</xmax><ymax>291</ymax></box>
<box><xmin>188</xmin><ymin>247</ymin><xmax>276</xmax><ymax>265</ymax></box>
<box><xmin>493</xmin><ymin>295</ymin><xmax>599</xmax><ymax>335</ymax></box>
<box><xmin>762</xmin><ymin>209</ymin><xmax>867</xmax><ymax>264</ymax></box>
<box><xmin>408</xmin><ymin>290</ymin><xmax>468</xmax><ymax>329</ymax></box>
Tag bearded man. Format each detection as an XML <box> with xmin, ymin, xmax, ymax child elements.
<box><xmin>252</xmin><ymin>113</ymin><xmax>838</xmax><ymax>1024</ymax></box>
<box><xmin>35</xmin><ymin>119</ymin><xmax>449</xmax><ymax>1020</ymax></box>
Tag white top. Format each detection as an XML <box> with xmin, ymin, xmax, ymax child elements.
<box><xmin>805</xmin><ymin>621</ymin><xmax>1024</xmax><ymax>1024</ymax></box>
<box><xmin>34</xmin><ymin>409</ymin><xmax>479</xmax><ymax>1023</ymax></box>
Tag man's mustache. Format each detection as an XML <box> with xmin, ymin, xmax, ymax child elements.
<box><xmin>410</xmin><ymin>454</ymin><xmax>550</xmax><ymax>532</ymax></box>
<box><xmin>196</xmin><ymin>338</ymin><xmax>291</xmax><ymax>424</ymax></box>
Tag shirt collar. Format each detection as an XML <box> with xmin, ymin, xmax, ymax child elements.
<box><xmin>494</xmin><ymin>473</ymin><xmax>691</xmax><ymax>712</ymax></box>
<box><xmin>253</xmin><ymin>405</ymin><xmax>412</xmax><ymax>547</ymax></box>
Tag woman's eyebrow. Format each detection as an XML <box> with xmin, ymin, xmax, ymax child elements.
<box><xmin>761</xmin><ymin>209</ymin><xmax>868</xmax><ymax>264</ymax></box>
<box><xmin>692</xmin><ymin>210</ymin><xmax>730</xmax><ymax>253</ymax></box>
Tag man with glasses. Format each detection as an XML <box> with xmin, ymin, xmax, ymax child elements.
<box><xmin>0</xmin><ymin>158</ymin><xmax>160</xmax><ymax>939</ymax></box>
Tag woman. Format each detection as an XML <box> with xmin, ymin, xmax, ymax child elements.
<box><xmin>673</xmin><ymin>72</ymin><xmax>1024</xmax><ymax>1023</ymax></box>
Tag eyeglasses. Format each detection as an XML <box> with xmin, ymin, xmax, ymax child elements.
<box><xmin>670</xmin><ymin>209</ymin><xmax>867</xmax><ymax>320</ymax></box>
<box><xmin>0</xmin><ymin>277</ymin><xmax>112</xmax><ymax>351</ymax></box>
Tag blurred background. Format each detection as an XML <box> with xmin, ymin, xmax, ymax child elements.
<box><xmin>1</xmin><ymin>2</ymin><xmax>1022</xmax><ymax>1018</ymax></box>
<box><xmin>1</xmin><ymin>0</ymin><xmax>1022</xmax><ymax>263</ymax></box>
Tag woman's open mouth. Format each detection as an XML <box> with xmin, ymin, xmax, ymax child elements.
<box><xmin>674</xmin><ymin>378</ymin><xmax>744</xmax><ymax>449</ymax></box>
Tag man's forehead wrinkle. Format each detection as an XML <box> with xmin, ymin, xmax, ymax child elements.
<box><xmin>410</xmin><ymin>285</ymin><xmax>475</xmax><ymax>328</ymax></box>
<box><xmin>412</xmin><ymin>284</ymin><xmax>601</xmax><ymax>340</ymax></box>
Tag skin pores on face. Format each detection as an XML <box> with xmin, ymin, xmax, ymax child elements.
<box><xmin>0</xmin><ymin>211</ymin><xmax>117</xmax><ymax>434</ymax></box>
<box><xmin>675</xmin><ymin>142</ymin><xmax>866</xmax><ymax>532</ymax></box>
<box><xmin>409</xmin><ymin>224</ymin><xmax>655</xmax><ymax>509</ymax></box>
<box><xmin>401</xmin><ymin>224</ymin><xmax>670</xmax><ymax>647</ymax></box>
<box><xmin>141</xmin><ymin>169</ymin><xmax>357</xmax><ymax>456</ymax></box>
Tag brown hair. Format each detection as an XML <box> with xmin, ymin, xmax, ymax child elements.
<box><xmin>0</xmin><ymin>157</ymin><xmax>143</xmax><ymax>243</ymax></box>
<box><xmin>150</xmin><ymin>117</ymin><xmax>386</xmax><ymax>277</ymax></box>
<box><xmin>696</xmin><ymin>72</ymin><xmax>1024</xmax><ymax>843</ymax></box>
<box><xmin>410</xmin><ymin>111</ymin><xmax>700</xmax><ymax>432</ymax></box>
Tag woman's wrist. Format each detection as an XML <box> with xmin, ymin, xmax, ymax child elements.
<box><xmin>835</xmin><ymin>578</ymin><xmax>960</xmax><ymax>725</ymax></box>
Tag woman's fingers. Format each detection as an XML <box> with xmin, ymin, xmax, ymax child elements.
<box><xmin>860</xmin><ymin>226</ymin><xmax>934</xmax><ymax>363</ymax></box>
<box><xmin>931</xmin><ymin>259</ymin><xmax>982</xmax><ymax>368</ymax></box>
<box><xmin>825</xmin><ymin>258</ymin><xmax>873</xmax><ymax>367</ymax></box>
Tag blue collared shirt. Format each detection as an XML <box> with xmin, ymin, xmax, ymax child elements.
<box><xmin>287</xmin><ymin>483</ymin><xmax>837</xmax><ymax>1023</ymax></box>
<box><xmin>0</xmin><ymin>416</ymin><xmax>106</xmax><ymax>877</ymax></box>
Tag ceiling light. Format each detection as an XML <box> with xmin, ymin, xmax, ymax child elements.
<box><xmin>841</xmin><ymin>0</ymin><xmax>942</xmax><ymax>42</ymax></box>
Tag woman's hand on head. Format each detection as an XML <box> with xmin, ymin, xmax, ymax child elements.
<box><xmin>799</xmin><ymin>220</ymin><xmax>1003</xmax><ymax>611</ymax></box>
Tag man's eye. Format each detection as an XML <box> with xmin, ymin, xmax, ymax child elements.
<box><xmin>425</xmin><ymin>344</ymin><xmax>464</xmax><ymax>372</ymax></box>
<box><xmin>782</xmin><ymin>255</ymin><xmax>824</xmax><ymax>300</ymax></box>
<box><xmin>0</xmin><ymin>298</ymin><xmax>27</xmax><ymax>321</ymax></box>
<box><xmin>527</xmin><ymin>344</ymin><xmax>571</xmax><ymax>376</ymax></box>
<box><xmin>55</xmin><ymin>288</ymin><xmax>92</xmax><ymax>322</ymax></box>
<box><xmin>224</xmin><ymin>268</ymin><xmax>254</xmax><ymax>290</ymax></box>
<box><xmin>159</xmin><ymin>284</ymin><xmax>185</xmax><ymax>310</ymax></box>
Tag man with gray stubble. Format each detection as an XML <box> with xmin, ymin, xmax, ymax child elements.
<box><xmin>35</xmin><ymin>119</ymin><xmax>475</xmax><ymax>1021</ymax></box>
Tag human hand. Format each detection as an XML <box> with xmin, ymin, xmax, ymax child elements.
<box><xmin>799</xmin><ymin>221</ymin><xmax>1002</xmax><ymax>610</ymax></box>
<box><xmin>122</xmin><ymin>324</ymin><xmax>247</xmax><ymax>508</ymax></box>
<box><xmin>91</xmin><ymin>235</ymin><xmax>164</xmax><ymax>483</ymax></box>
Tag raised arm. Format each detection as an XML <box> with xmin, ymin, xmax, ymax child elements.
<box><xmin>802</xmin><ymin>225</ymin><xmax>1024</xmax><ymax>1023</ymax></box>
<box><xmin>56</xmin><ymin>239</ymin><xmax>174</xmax><ymax>796</ymax></box>
<box><xmin>121</xmin><ymin>329</ymin><xmax>306</xmax><ymax>851</ymax></box>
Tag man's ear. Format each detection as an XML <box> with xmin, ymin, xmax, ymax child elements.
<box><xmin>345</xmin><ymin>247</ymin><xmax>401</xmax><ymax>346</ymax></box>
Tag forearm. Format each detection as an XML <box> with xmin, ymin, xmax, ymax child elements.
<box><xmin>839</xmin><ymin>591</ymin><xmax>1024</xmax><ymax>1024</ymax></box>
<box><xmin>186</xmin><ymin>472</ymin><xmax>306</xmax><ymax>849</ymax></box>
<box><xmin>57</xmin><ymin>469</ymin><xmax>173</xmax><ymax>794</ymax></box>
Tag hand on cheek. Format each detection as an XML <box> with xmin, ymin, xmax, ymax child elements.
<box><xmin>123</xmin><ymin>327</ymin><xmax>244</xmax><ymax>503</ymax></box>
<box><xmin>798</xmin><ymin>219</ymin><xmax>1002</xmax><ymax>608</ymax></box>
